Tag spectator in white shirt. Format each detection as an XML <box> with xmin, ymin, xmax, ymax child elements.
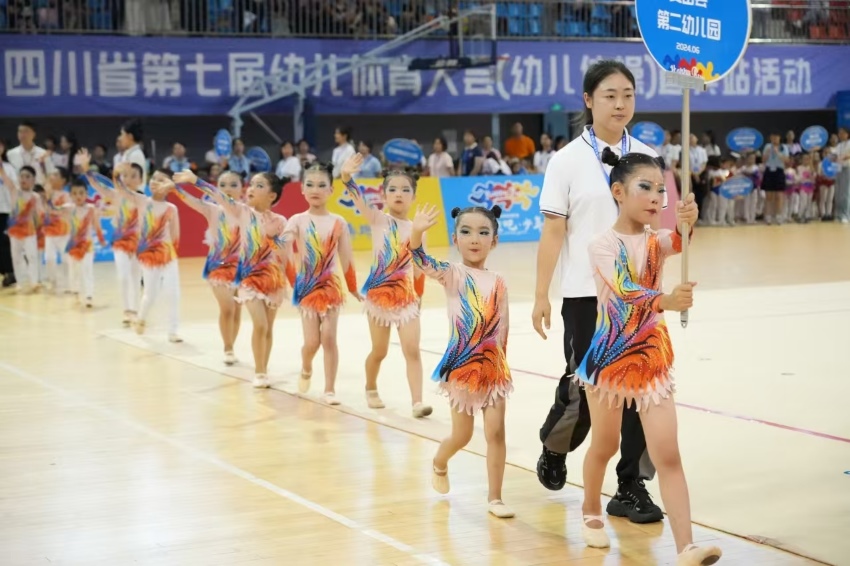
<box><xmin>7</xmin><ymin>121</ymin><xmax>49</xmax><ymax>185</ymax></box>
<box><xmin>426</xmin><ymin>137</ymin><xmax>454</xmax><ymax>178</ymax></box>
<box><xmin>332</xmin><ymin>126</ymin><xmax>356</xmax><ymax>179</ymax></box>
<box><xmin>533</xmin><ymin>133</ymin><xmax>555</xmax><ymax>173</ymax></box>
<box><xmin>117</xmin><ymin>119</ymin><xmax>148</xmax><ymax>186</ymax></box>
<box><xmin>0</xmin><ymin>139</ymin><xmax>18</xmax><ymax>287</ymax></box>
<box><xmin>297</xmin><ymin>139</ymin><xmax>317</xmax><ymax>169</ymax></box>
<box><xmin>162</xmin><ymin>142</ymin><xmax>192</xmax><ymax>173</ymax></box>
<box><xmin>275</xmin><ymin>141</ymin><xmax>302</xmax><ymax>181</ymax></box>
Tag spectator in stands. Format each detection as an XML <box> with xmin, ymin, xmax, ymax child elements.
<box><xmin>553</xmin><ymin>136</ymin><xmax>567</xmax><ymax>151</ymax></box>
<box><xmin>89</xmin><ymin>144</ymin><xmax>112</xmax><ymax>178</ymax></box>
<box><xmin>688</xmin><ymin>133</ymin><xmax>709</xmax><ymax>215</ymax></box>
<box><xmin>7</xmin><ymin>121</ymin><xmax>48</xmax><ymax>185</ymax></box>
<box><xmin>163</xmin><ymin>143</ymin><xmax>192</xmax><ymax>173</ymax></box>
<box><xmin>297</xmin><ymin>139</ymin><xmax>317</xmax><ymax>168</ymax></box>
<box><xmin>534</xmin><ymin>133</ymin><xmax>555</xmax><ymax>173</ymax></box>
<box><xmin>458</xmin><ymin>130</ymin><xmax>484</xmax><ymax>177</ymax></box>
<box><xmin>426</xmin><ymin>137</ymin><xmax>454</xmax><ymax>178</ymax></box>
<box><xmin>275</xmin><ymin>141</ymin><xmax>302</xmax><ymax>181</ymax></box>
<box><xmin>481</xmin><ymin>135</ymin><xmax>501</xmax><ymax>161</ymax></box>
<box><xmin>117</xmin><ymin>119</ymin><xmax>147</xmax><ymax>185</ymax></box>
<box><xmin>504</xmin><ymin>122</ymin><xmax>535</xmax><ymax>160</ymax></box>
<box><xmin>700</xmin><ymin>131</ymin><xmax>721</xmax><ymax>157</ymax></box>
<box><xmin>227</xmin><ymin>139</ymin><xmax>250</xmax><ymax>177</ymax></box>
<box><xmin>332</xmin><ymin>126</ymin><xmax>356</xmax><ymax>179</ymax></box>
<box><xmin>355</xmin><ymin>141</ymin><xmax>382</xmax><ymax>179</ymax></box>
<box><xmin>205</xmin><ymin>136</ymin><xmax>222</xmax><ymax>166</ymax></box>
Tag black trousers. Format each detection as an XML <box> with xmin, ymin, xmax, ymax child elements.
<box><xmin>0</xmin><ymin>213</ymin><xmax>12</xmax><ymax>276</ymax></box>
<box><xmin>539</xmin><ymin>297</ymin><xmax>655</xmax><ymax>482</ymax></box>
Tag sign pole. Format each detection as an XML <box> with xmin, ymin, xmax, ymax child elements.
<box><xmin>680</xmin><ymin>87</ymin><xmax>691</xmax><ymax>328</ymax></box>
<box><xmin>635</xmin><ymin>0</ymin><xmax>753</xmax><ymax>330</ymax></box>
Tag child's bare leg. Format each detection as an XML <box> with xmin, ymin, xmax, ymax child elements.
<box><xmin>397</xmin><ymin>317</ymin><xmax>425</xmax><ymax>407</ymax></box>
<box><xmin>365</xmin><ymin>317</ymin><xmax>391</xmax><ymax>393</ymax></box>
<box><xmin>231</xmin><ymin>290</ymin><xmax>242</xmax><ymax>346</ymax></box>
<box><xmin>482</xmin><ymin>398</ymin><xmax>513</xmax><ymax>517</ymax></box>
<box><xmin>262</xmin><ymin>304</ymin><xmax>278</xmax><ymax>372</ymax></box>
<box><xmin>300</xmin><ymin>312</ymin><xmax>321</xmax><ymax>376</ymax></box>
<box><xmin>320</xmin><ymin>309</ymin><xmax>340</xmax><ymax>394</ymax></box>
<box><xmin>244</xmin><ymin>299</ymin><xmax>270</xmax><ymax>385</ymax></box>
<box><xmin>432</xmin><ymin>408</ymin><xmax>474</xmax><ymax>494</ymax></box>
<box><xmin>212</xmin><ymin>285</ymin><xmax>238</xmax><ymax>353</ymax></box>
<box><xmin>582</xmin><ymin>391</ymin><xmax>623</xmax><ymax>517</ymax></box>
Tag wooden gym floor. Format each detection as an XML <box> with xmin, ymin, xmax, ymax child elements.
<box><xmin>1</xmin><ymin>222</ymin><xmax>848</xmax><ymax>566</ymax></box>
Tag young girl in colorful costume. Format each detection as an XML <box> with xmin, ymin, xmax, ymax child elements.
<box><xmin>174</xmin><ymin>171</ymin><xmax>245</xmax><ymax>365</ymax></box>
<box><xmin>339</xmin><ymin>154</ymin><xmax>431</xmax><ymax>418</ymax></box>
<box><xmin>286</xmin><ymin>162</ymin><xmax>361</xmax><ymax>405</ymax></box>
<box><xmin>174</xmin><ymin>170</ymin><xmax>289</xmax><ymax>388</ymax></box>
<box><xmin>577</xmin><ymin>147</ymin><xmax>721</xmax><ymax>566</ymax></box>
<box><xmin>410</xmin><ymin>203</ymin><xmax>514</xmax><ymax>519</ymax></box>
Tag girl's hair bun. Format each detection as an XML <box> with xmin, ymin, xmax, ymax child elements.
<box><xmin>490</xmin><ymin>205</ymin><xmax>502</xmax><ymax>219</ymax></box>
<box><xmin>450</xmin><ymin>207</ymin><xmax>462</xmax><ymax>218</ymax></box>
<box><xmin>600</xmin><ymin>146</ymin><xmax>621</xmax><ymax>167</ymax></box>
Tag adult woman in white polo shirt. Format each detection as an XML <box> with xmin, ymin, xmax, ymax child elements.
<box><xmin>531</xmin><ymin>60</ymin><xmax>667</xmax><ymax>525</ymax></box>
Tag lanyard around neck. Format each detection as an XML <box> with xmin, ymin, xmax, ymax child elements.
<box><xmin>588</xmin><ymin>127</ymin><xmax>628</xmax><ymax>186</ymax></box>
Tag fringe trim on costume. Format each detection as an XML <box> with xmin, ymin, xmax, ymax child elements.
<box><xmin>573</xmin><ymin>373</ymin><xmax>676</xmax><ymax>413</ymax></box>
<box><xmin>236</xmin><ymin>284</ymin><xmax>285</xmax><ymax>309</ymax></box>
<box><xmin>438</xmin><ymin>379</ymin><xmax>514</xmax><ymax>416</ymax></box>
<box><xmin>298</xmin><ymin>304</ymin><xmax>341</xmax><ymax>319</ymax></box>
<box><xmin>364</xmin><ymin>300</ymin><xmax>420</xmax><ymax>327</ymax></box>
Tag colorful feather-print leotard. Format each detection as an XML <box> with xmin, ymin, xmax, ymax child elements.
<box><xmin>7</xmin><ymin>192</ymin><xmax>39</xmax><ymax>239</ymax></box>
<box><xmin>42</xmin><ymin>191</ymin><xmax>71</xmax><ymax>238</ymax></box>
<box><xmin>285</xmin><ymin>212</ymin><xmax>358</xmax><ymax>317</ymax></box>
<box><xmin>236</xmin><ymin>208</ymin><xmax>289</xmax><ymax>308</ymax></box>
<box><xmin>174</xmin><ymin>183</ymin><xmax>242</xmax><ymax>288</ymax></box>
<box><xmin>576</xmin><ymin>228</ymin><xmax>686</xmax><ymax>412</ymax></box>
<box><xmin>410</xmin><ymin>246</ymin><xmax>512</xmax><ymax>415</ymax></box>
<box><xmin>137</xmin><ymin>200</ymin><xmax>179</xmax><ymax>269</ymax></box>
<box><xmin>66</xmin><ymin>204</ymin><xmax>104</xmax><ymax>260</ymax></box>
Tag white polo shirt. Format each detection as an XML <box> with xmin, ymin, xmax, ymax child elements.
<box><xmin>539</xmin><ymin>126</ymin><xmax>657</xmax><ymax>298</ymax></box>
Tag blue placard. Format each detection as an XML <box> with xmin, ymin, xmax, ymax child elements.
<box><xmin>246</xmin><ymin>147</ymin><xmax>272</xmax><ymax>173</ymax></box>
<box><xmin>799</xmin><ymin>126</ymin><xmax>829</xmax><ymax>152</ymax></box>
<box><xmin>439</xmin><ymin>175</ymin><xmax>543</xmax><ymax>243</ymax></box>
<box><xmin>821</xmin><ymin>157</ymin><xmax>839</xmax><ymax>179</ymax></box>
<box><xmin>631</xmin><ymin>122</ymin><xmax>666</xmax><ymax>147</ymax></box>
<box><xmin>725</xmin><ymin>127</ymin><xmax>764</xmax><ymax>152</ymax></box>
<box><xmin>382</xmin><ymin>139</ymin><xmax>424</xmax><ymax>167</ymax></box>
<box><xmin>635</xmin><ymin>0</ymin><xmax>752</xmax><ymax>83</ymax></box>
<box><xmin>718</xmin><ymin>175</ymin><xmax>753</xmax><ymax>199</ymax></box>
<box><xmin>214</xmin><ymin>129</ymin><xmax>232</xmax><ymax>158</ymax></box>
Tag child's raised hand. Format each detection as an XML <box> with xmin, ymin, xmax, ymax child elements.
<box><xmin>661</xmin><ymin>282</ymin><xmax>696</xmax><ymax>312</ymax></box>
<box><xmin>412</xmin><ymin>204</ymin><xmax>440</xmax><ymax>233</ymax></box>
<box><xmin>350</xmin><ymin>289</ymin><xmax>364</xmax><ymax>302</ymax></box>
<box><xmin>76</xmin><ymin>148</ymin><xmax>91</xmax><ymax>171</ymax></box>
<box><xmin>340</xmin><ymin>154</ymin><xmax>363</xmax><ymax>183</ymax></box>
<box><xmin>676</xmin><ymin>192</ymin><xmax>698</xmax><ymax>227</ymax></box>
<box><xmin>173</xmin><ymin>170</ymin><xmax>198</xmax><ymax>185</ymax></box>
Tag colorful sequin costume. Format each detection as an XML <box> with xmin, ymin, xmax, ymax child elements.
<box><xmin>174</xmin><ymin>182</ymin><xmax>242</xmax><ymax>288</ymax></box>
<box><xmin>65</xmin><ymin>204</ymin><xmax>105</xmax><ymax>300</ymax></box>
<box><xmin>576</xmin><ymin>228</ymin><xmax>686</xmax><ymax>412</ymax></box>
<box><xmin>235</xmin><ymin>207</ymin><xmax>289</xmax><ymax>308</ymax></box>
<box><xmin>284</xmin><ymin>212</ymin><xmax>358</xmax><ymax>318</ymax></box>
<box><xmin>344</xmin><ymin>179</ymin><xmax>424</xmax><ymax>326</ymax></box>
<box><xmin>6</xmin><ymin>189</ymin><xmax>41</xmax><ymax>290</ymax></box>
<box><xmin>410</xmin><ymin>246</ymin><xmax>512</xmax><ymax>415</ymax></box>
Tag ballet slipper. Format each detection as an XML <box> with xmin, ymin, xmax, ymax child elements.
<box><xmin>582</xmin><ymin>515</ymin><xmax>610</xmax><ymax>549</ymax></box>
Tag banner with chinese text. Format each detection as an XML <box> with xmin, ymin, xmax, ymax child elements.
<box><xmin>1</xmin><ymin>36</ymin><xmax>845</xmax><ymax>116</ymax></box>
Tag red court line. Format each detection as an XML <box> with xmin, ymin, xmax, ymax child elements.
<box><xmin>416</xmin><ymin>346</ymin><xmax>850</xmax><ymax>446</ymax></box>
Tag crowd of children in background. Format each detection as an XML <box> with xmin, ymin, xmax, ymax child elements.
<box><xmin>660</xmin><ymin>128</ymin><xmax>850</xmax><ymax>227</ymax></box>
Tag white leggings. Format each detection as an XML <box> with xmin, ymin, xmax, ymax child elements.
<box><xmin>68</xmin><ymin>252</ymin><xmax>94</xmax><ymax>299</ymax></box>
<box><xmin>138</xmin><ymin>261</ymin><xmax>180</xmax><ymax>335</ymax></box>
<box><xmin>45</xmin><ymin>234</ymin><xmax>70</xmax><ymax>291</ymax></box>
<box><xmin>10</xmin><ymin>235</ymin><xmax>38</xmax><ymax>290</ymax></box>
<box><xmin>114</xmin><ymin>250</ymin><xmax>141</xmax><ymax>313</ymax></box>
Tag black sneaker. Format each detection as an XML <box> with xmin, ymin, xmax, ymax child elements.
<box><xmin>606</xmin><ymin>479</ymin><xmax>664</xmax><ymax>524</ymax></box>
<box><xmin>536</xmin><ymin>446</ymin><xmax>567</xmax><ymax>491</ymax></box>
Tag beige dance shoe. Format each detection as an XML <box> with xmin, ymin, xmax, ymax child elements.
<box><xmin>677</xmin><ymin>544</ymin><xmax>722</xmax><ymax>565</ymax></box>
<box><xmin>582</xmin><ymin>515</ymin><xmax>611</xmax><ymax>548</ymax></box>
